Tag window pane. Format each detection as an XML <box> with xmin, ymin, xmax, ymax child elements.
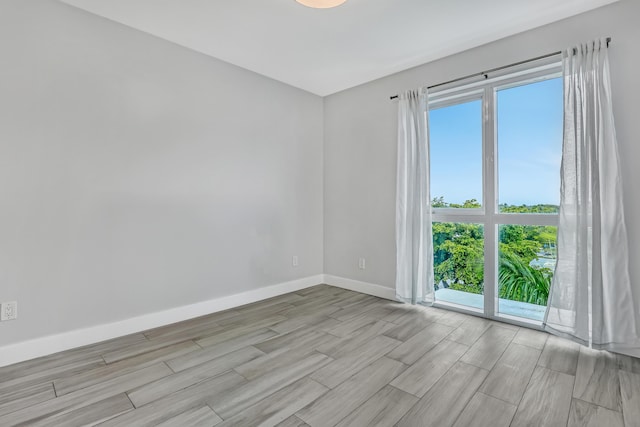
<box><xmin>497</xmin><ymin>78</ymin><xmax>562</xmax><ymax>213</ymax></box>
<box><xmin>433</xmin><ymin>222</ymin><xmax>484</xmax><ymax>309</ymax></box>
<box><xmin>430</xmin><ymin>100</ymin><xmax>482</xmax><ymax>208</ymax></box>
<box><xmin>497</xmin><ymin>224</ymin><xmax>557</xmax><ymax>321</ymax></box>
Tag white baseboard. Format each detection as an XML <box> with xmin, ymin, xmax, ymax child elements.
<box><xmin>322</xmin><ymin>274</ymin><xmax>396</xmax><ymax>301</ymax></box>
<box><xmin>0</xmin><ymin>275</ymin><xmax>324</xmax><ymax>368</ymax></box>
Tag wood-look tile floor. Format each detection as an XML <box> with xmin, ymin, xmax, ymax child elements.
<box><xmin>2</xmin><ymin>284</ymin><xmax>640</xmax><ymax>426</ymax></box>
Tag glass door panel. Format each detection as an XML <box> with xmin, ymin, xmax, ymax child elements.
<box><xmin>497</xmin><ymin>224</ymin><xmax>557</xmax><ymax>321</ymax></box>
<box><xmin>433</xmin><ymin>222</ymin><xmax>484</xmax><ymax>310</ymax></box>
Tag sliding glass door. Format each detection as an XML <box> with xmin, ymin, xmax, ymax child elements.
<box><xmin>428</xmin><ymin>63</ymin><xmax>562</xmax><ymax>324</ymax></box>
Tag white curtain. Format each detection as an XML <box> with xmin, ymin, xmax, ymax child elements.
<box><xmin>544</xmin><ymin>39</ymin><xmax>638</xmax><ymax>350</ymax></box>
<box><xmin>395</xmin><ymin>88</ymin><xmax>434</xmax><ymax>304</ymax></box>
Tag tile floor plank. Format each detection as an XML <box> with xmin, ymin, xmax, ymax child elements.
<box><xmin>167</xmin><ymin>344</ymin><xmax>264</xmax><ymax>374</ymax></box>
<box><xmin>538</xmin><ymin>335</ymin><xmax>580</xmax><ymax>375</ymax></box>
<box><xmin>387</xmin><ymin>322</ymin><xmax>454</xmax><ymax>365</ymax></box>
<box><xmin>101</xmin><ymin>338</ymin><xmax>199</xmax><ymax>365</ymax></box>
<box><xmin>54</xmin><ymin>340</ymin><xmax>201</xmax><ymax>396</ymax></box>
<box><xmin>129</xmin><ymin>346</ymin><xmax>264</xmax><ymax>407</ymax></box>
<box><xmin>459</xmin><ymin>325</ymin><xmax>517</xmax><ymax>370</ymax></box>
<box><xmin>447</xmin><ymin>316</ymin><xmax>492</xmax><ymax>347</ymax></box>
<box><xmin>210</xmin><ymin>352</ymin><xmax>333</xmax><ymax>419</ymax></box>
<box><xmin>235</xmin><ymin>341</ymin><xmax>334</xmax><ymax>381</ymax></box>
<box><xmin>216</xmin><ymin>378</ymin><xmax>328</xmax><ymax>427</ymax></box>
<box><xmin>512</xmin><ymin>327</ymin><xmax>548</xmax><ymax>350</ymax></box>
<box><xmin>144</xmin><ymin>322</ymin><xmax>226</xmax><ymax>344</ymax></box>
<box><xmin>0</xmin><ymin>382</ymin><xmax>56</xmax><ymax>417</ymax></box>
<box><xmin>315</xmin><ymin>320</ymin><xmax>395</xmax><ymax>359</ymax></box>
<box><xmin>142</xmin><ymin>314</ymin><xmax>225</xmax><ymax>341</ymax></box>
<box><xmin>254</xmin><ymin>328</ymin><xmax>332</xmax><ymax>354</ymax></box>
<box><xmin>383</xmin><ymin>314</ymin><xmax>433</xmax><ymax>342</ymax></box>
<box><xmin>573</xmin><ymin>346</ymin><xmax>621</xmax><ymax>411</ymax></box>
<box><xmin>452</xmin><ymin>392</ymin><xmax>517</xmax><ymax>427</ymax></box>
<box><xmin>619</xmin><ymin>369</ymin><xmax>640</xmax><ymax>427</ymax></box>
<box><xmin>567</xmin><ymin>398</ymin><xmax>623</xmax><ymax>427</ymax></box>
<box><xmin>28</xmin><ymin>393</ymin><xmax>134</xmax><ymax>427</ymax></box>
<box><xmin>329</xmin><ymin>299</ymin><xmax>388</xmax><ymax>322</ymax></box>
<box><xmin>294</xmin><ymin>284</ymin><xmax>341</xmax><ymax>297</ymax></box>
<box><xmin>0</xmin><ymin>363</ymin><xmax>172</xmax><ymax>426</ymax></box>
<box><xmin>390</xmin><ymin>339</ymin><xmax>469</xmax><ymax>397</ymax></box>
<box><xmin>296</xmin><ymin>357</ymin><xmax>406</xmax><ymax>427</ymax></box>
<box><xmin>479</xmin><ymin>342</ymin><xmax>541</xmax><ymax>405</ymax></box>
<box><xmin>193</xmin><ymin>316</ymin><xmax>285</xmax><ymax>348</ymax></box>
<box><xmin>168</xmin><ymin>329</ymin><xmax>275</xmax><ymax>371</ymax></box>
<box><xmin>360</xmin><ymin>304</ymin><xmax>406</xmax><ymax>322</ymax></box>
<box><xmin>329</xmin><ymin>293</ymin><xmax>375</xmax><ymax>309</ymax></box>
<box><xmin>510</xmin><ymin>366</ymin><xmax>575</xmax><ymax>427</ymax></box>
<box><xmin>334</xmin><ymin>385</ymin><xmax>418</xmax><ymax>427</ymax></box>
<box><xmin>282</xmin><ymin>296</ymin><xmax>345</xmax><ymax>317</ymax></box>
<box><xmin>396</xmin><ymin>361</ymin><xmax>489</xmax><ymax>427</ymax></box>
<box><xmin>217</xmin><ymin>302</ymin><xmax>296</xmax><ymax>327</ymax></box>
<box><xmin>98</xmin><ymin>371</ymin><xmax>244</xmax><ymax>426</ymax></box>
<box><xmin>389</xmin><ymin>306</ymin><xmax>443</xmax><ymax>326</ymax></box>
<box><xmin>434</xmin><ymin>310</ymin><xmax>469</xmax><ymax>328</ymax></box>
<box><xmin>0</xmin><ymin>357</ymin><xmax>106</xmax><ymax>396</ymax></box>
<box><xmin>276</xmin><ymin>415</ymin><xmax>309</xmax><ymax>427</ymax></box>
<box><xmin>617</xmin><ymin>353</ymin><xmax>640</xmax><ymax>374</ymax></box>
<box><xmin>310</xmin><ymin>335</ymin><xmax>401</xmax><ymax>388</ymax></box>
<box><xmin>270</xmin><ymin>306</ymin><xmax>342</xmax><ymax>334</ymax></box>
<box><xmin>323</xmin><ymin>313</ymin><xmax>389</xmax><ymax>338</ymax></box>
<box><xmin>155</xmin><ymin>405</ymin><xmax>222</xmax><ymax>427</ymax></box>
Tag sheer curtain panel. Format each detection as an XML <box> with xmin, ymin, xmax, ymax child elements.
<box><xmin>395</xmin><ymin>88</ymin><xmax>434</xmax><ymax>304</ymax></box>
<box><xmin>544</xmin><ymin>39</ymin><xmax>638</xmax><ymax>351</ymax></box>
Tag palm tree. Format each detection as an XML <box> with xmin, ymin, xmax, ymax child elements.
<box><xmin>498</xmin><ymin>251</ymin><xmax>551</xmax><ymax>306</ymax></box>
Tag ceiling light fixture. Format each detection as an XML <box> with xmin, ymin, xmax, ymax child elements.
<box><xmin>295</xmin><ymin>0</ymin><xmax>347</xmax><ymax>9</ymax></box>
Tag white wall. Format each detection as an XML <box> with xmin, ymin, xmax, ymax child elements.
<box><xmin>0</xmin><ymin>0</ymin><xmax>323</xmax><ymax>347</ymax></box>
<box><xmin>323</xmin><ymin>0</ymin><xmax>640</xmax><ymax>326</ymax></box>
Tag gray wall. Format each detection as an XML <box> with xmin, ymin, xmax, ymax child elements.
<box><xmin>323</xmin><ymin>0</ymin><xmax>640</xmax><ymax>322</ymax></box>
<box><xmin>0</xmin><ymin>0</ymin><xmax>324</xmax><ymax>345</ymax></box>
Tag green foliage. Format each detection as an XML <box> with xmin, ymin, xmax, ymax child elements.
<box><xmin>431</xmin><ymin>197</ymin><xmax>557</xmax><ymax>306</ymax></box>
<box><xmin>499</xmin><ymin>204</ymin><xmax>559</xmax><ymax>214</ymax></box>
<box><xmin>499</xmin><ymin>224</ymin><xmax>552</xmax><ymax>262</ymax></box>
<box><xmin>432</xmin><ymin>198</ymin><xmax>481</xmax><ymax>209</ymax></box>
<box><xmin>498</xmin><ymin>251</ymin><xmax>551</xmax><ymax>305</ymax></box>
<box><xmin>432</xmin><ymin>196</ymin><xmax>447</xmax><ymax>208</ymax></box>
<box><xmin>448</xmin><ymin>282</ymin><xmax>484</xmax><ymax>295</ymax></box>
<box><xmin>432</xmin><ymin>221</ymin><xmax>484</xmax><ymax>292</ymax></box>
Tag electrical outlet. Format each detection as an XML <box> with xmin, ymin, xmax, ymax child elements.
<box><xmin>1</xmin><ymin>301</ymin><xmax>17</xmax><ymax>321</ymax></box>
<box><xmin>292</xmin><ymin>255</ymin><xmax>299</xmax><ymax>267</ymax></box>
<box><xmin>358</xmin><ymin>257</ymin><xmax>366</xmax><ymax>270</ymax></box>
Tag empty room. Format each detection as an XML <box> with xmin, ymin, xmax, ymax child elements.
<box><xmin>2</xmin><ymin>0</ymin><xmax>640</xmax><ymax>425</ymax></box>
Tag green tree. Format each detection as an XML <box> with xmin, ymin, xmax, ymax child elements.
<box><xmin>431</xmin><ymin>198</ymin><xmax>481</xmax><ymax>209</ymax></box>
<box><xmin>432</xmin><ymin>196</ymin><xmax>447</xmax><ymax>208</ymax></box>
<box><xmin>499</xmin><ymin>225</ymin><xmax>542</xmax><ymax>262</ymax></box>
<box><xmin>499</xmin><ymin>204</ymin><xmax>559</xmax><ymax>214</ymax></box>
<box><xmin>432</xmin><ymin>219</ymin><xmax>484</xmax><ymax>294</ymax></box>
<box><xmin>499</xmin><ymin>251</ymin><xmax>551</xmax><ymax>305</ymax></box>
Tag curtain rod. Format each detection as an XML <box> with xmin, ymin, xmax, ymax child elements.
<box><xmin>389</xmin><ymin>37</ymin><xmax>611</xmax><ymax>100</ymax></box>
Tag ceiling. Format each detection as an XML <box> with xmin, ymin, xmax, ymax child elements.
<box><xmin>60</xmin><ymin>0</ymin><xmax>618</xmax><ymax>96</ymax></box>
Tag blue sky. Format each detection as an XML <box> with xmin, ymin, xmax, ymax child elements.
<box><xmin>429</xmin><ymin>78</ymin><xmax>563</xmax><ymax>207</ymax></box>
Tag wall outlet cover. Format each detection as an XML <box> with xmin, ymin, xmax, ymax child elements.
<box><xmin>1</xmin><ymin>301</ymin><xmax>17</xmax><ymax>321</ymax></box>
